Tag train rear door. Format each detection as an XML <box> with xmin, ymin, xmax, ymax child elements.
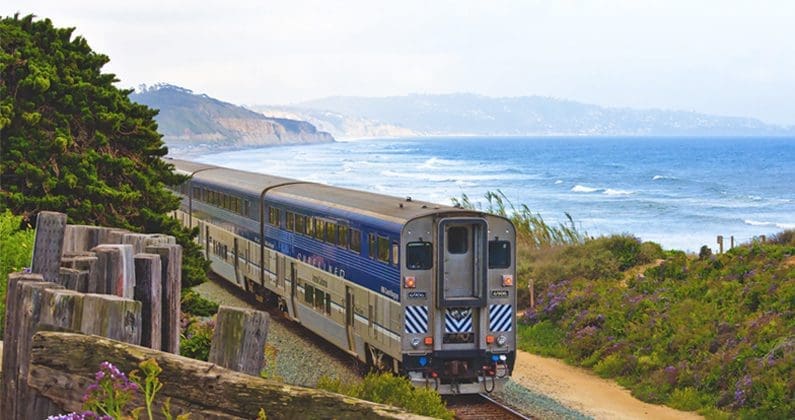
<box><xmin>437</xmin><ymin>218</ymin><xmax>487</xmax><ymax>350</ymax></box>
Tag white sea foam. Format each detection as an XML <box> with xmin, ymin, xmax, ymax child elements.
<box><xmin>744</xmin><ymin>219</ymin><xmax>775</xmax><ymax>227</ymax></box>
<box><xmin>604</xmin><ymin>189</ymin><xmax>633</xmax><ymax>196</ymax></box>
<box><xmin>419</xmin><ymin>157</ymin><xmax>461</xmax><ymax>169</ymax></box>
<box><xmin>652</xmin><ymin>175</ymin><xmax>676</xmax><ymax>181</ymax></box>
<box><xmin>571</xmin><ymin>185</ymin><xmax>600</xmax><ymax>193</ymax></box>
<box><xmin>555</xmin><ymin>180</ymin><xmax>563</xmax><ymax>184</ymax></box>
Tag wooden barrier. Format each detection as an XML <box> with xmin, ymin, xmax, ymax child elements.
<box><xmin>28</xmin><ymin>332</ymin><xmax>423</xmax><ymax>419</ymax></box>
<box><xmin>146</xmin><ymin>244</ymin><xmax>182</xmax><ymax>353</ymax></box>
<box><xmin>134</xmin><ymin>253</ymin><xmax>162</xmax><ymax>350</ymax></box>
<box><xmin>31</xmin><ymin>211</ymin><xmax>67</xmax><ymax>283</ymax></box>
<box><xmin>209</xmin><ymin>306</ymin><xmax>269</xmax><ymax>376</ymax></box>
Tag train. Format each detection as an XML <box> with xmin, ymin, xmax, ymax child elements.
<box><xmin>168</xmin><ymin>158</ymin><xmax>516</xmax><ymax>394</ymax></box>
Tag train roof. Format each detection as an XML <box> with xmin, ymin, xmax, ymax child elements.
<box><xmin>169</xmin><ymin>158</ymin><xmax>298</xmax><ymax>197</ymax></box>
<box><xmin>167</xmin><ymin>158</ymin><xmax>216</xmax><ymax>176</ymax></box>
<box><xmin>269</xmin><ymin>183</ymin><xmax>457</xmax><ymax>224</ymax></box>
<box><xmin>168</xmin><ymin>158</ymin><xmax>470</xmax><ymax>223</ymax></box>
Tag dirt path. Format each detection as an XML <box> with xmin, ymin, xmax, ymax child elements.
<box><xmin>511</xmin><ymin>351</ymin><xmax>703</xmax><ymax>420</ymax></box>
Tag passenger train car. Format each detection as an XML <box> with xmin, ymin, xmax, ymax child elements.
<box><xmin>169</xmin><ymin>158</ymin><xmax>516</xmax><ymax>394</ymax></box>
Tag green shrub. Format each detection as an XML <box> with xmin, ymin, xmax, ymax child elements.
<box><xmin>181</xmin><ymin>289</ymin><xmax>219</xmax><ymax>316</ymax></box>
<box><xmin>0</xmin><ymin>210</ymin><xmax>35</xmax><ymax>339</ymax></box>
<box><xmin>668</xmin><ymin>387</ymin><xmax>706</xmax><ymax>411</ymax></box>
<box><xmin>317</xmin><ymin>373</ymin><xmax>453</xmax><ymax>419</ymax></box>
<box><xmin>179</xmin><ymin>316</ymin><xmax>214</xmax><ymax>361</ymax></box>
<box><xmin>517</xmin><ymin>320</ymin><xmax>568</xmax><ymax>359</ymax></box>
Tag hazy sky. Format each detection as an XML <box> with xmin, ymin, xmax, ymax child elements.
<box><xmin>5</xmin><ymin>0</ymin><xmax>795</xmax><ymax>125</ymax></box>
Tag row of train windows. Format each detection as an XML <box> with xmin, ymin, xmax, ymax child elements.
<box><xmin>193</xmin><ymin>186</ymin><xmax>251</xmax><ymax>217</ymax></box>
<box><xmin>404</xmin><ymin>240</ymin><xmax>512</xmax><ymax>270</ymax></box>
<box><xmin>304</xmin><ymin>284</ymin><xmax>332</xmax><ymax>315</ymax></box>
<box><xmin>268</xmin><ymin>207</ymin><xmax>399</xmax><ymax>266</ymax></box>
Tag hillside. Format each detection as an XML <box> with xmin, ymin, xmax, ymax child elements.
<box><xmin>249</xmin><ymin>105</ymin><xmax>419</xmax><ymax>139</ymax></box>
<box><xmin>278</xmin><ymin>93</ymin><xmax>794</xmax><ymax>137</ymax></box>
<box><xmin>130</xmin><ymin>85</ymin><xmax>334</xmax><ymax>152</ymax></box>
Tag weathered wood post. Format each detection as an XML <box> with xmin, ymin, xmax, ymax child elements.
<box><xmin>134</xmin><ymin>253</ymin><xmax>163</xmax><ymax>350</ymax></box>
<box><xmin>209</xmin><ymin>306</ymin><xmax>270</xmax><ymax>376</ymax></box>
<box><xmin>79</xmin><ymin>294</ymin><xmax>142</xmax><ymax>344</ymax></box>
<box><xmin>730</xmin><ymin>235</ymin><xmax>735</xmax><ymax>249</ymax></box>
<box><xmin>31</xmin><ymin>211</ymin><xmax>67</xmax><ymax>283</ymax></box>
<box><xmin>63</xmin><ymin>225</ymin><xmax>107</xmax><ymax>253</ymax></box>
<box><xmin>0</xmin><ymin>276</ymin><xmax>64</xmax><ymax>420</ymax></box>
<box><xmin>146</xmin><ymin>244</ymin><xmax>182</xmax><ymax>353</ymax></box>
<box><xmin>717</xmin><ymin>235</ymin><xmax>724</xmax><ymax>254</ymax></box>
<box><xmin>91</xmin><ymin>244</ymin><xmax>135</xmax><ymax>298</ymax></box>
<box><xmin>58</xmin><ymin>267</ymin><xmax>81</xmax><ymax>290</ymax></box>
<box><xmin>62</xmin><ymin>254</ymin><xmax>99</xmax><ymax>293</ymax></box>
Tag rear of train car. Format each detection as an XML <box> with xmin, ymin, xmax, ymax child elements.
<box><xmin>168</xmin><ymin>158</ymin><xmax>516</xmax><ymax>394</ymax></box>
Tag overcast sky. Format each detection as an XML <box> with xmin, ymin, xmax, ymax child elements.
<box><xmin>5</xmin><ymin>0</ymin><xmax>795</xmax><ymax>125</ymax></box>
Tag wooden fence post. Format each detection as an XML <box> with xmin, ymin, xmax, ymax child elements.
<box><xmin>1</xmin><ymin>273</ymin><xmax>44</xmax><ymax>419</ymax></box>
<box><xmin>31</xmin><ymin>211</ymin><xmax>67</xmax><ymax>283</ymax></box>
<box><xmin>134</xmin><ymin>253</ymin><xmax>162</xmax><ymax>350</ymax></box>
<box><xmin>2</xmin><ymin>278</ymin><xmax>64</xmax><ymax>419</ymax></box>
<box><xmin>79</xmin><ymin>294</ymin><xmax>142</xmax><ymax>345</ymax></box>
<box><xmin>146</xmin><ymin>244</ymin><xmax>182</xmax><ymax>353</ymax></box>
<box><xmin>91</xmin><ymin>244</ymin><xmax>135</xmax><ymax>298</ymax></box>
<box><xmin>209</xmin><ymin>306</ymin><xmax>270</xmax><ymax>376</ymax></box>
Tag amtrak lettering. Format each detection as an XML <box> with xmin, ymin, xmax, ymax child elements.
<box><xmin>296</xmin><ymin>252</ymin><xmax>346</xmax><ymax>279</ymax></box>
<box><xmin>380</xmin><ymin>286</ymin><xmax>399</xmax><ymax>301</ymax></box>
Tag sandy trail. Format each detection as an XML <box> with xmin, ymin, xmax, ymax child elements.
<box><xmin>511</xmin><ymin>351</ymin><xmax>703</xmax><ymax>420</ymax></box>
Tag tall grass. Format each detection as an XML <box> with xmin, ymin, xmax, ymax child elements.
<box><xmin>452</xmin><ymin>190</ymin><xmax>586</xmax><ymax>249</ymax></box>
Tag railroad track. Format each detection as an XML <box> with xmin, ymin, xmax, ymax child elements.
<box><xmin>445</xmin><ymin>393</ymin><xmax>531</xmax><ymax>419</ymax></box>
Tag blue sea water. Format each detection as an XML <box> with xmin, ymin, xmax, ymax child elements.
<box><xmin>192</xmin><ymin>136</ymin><xmax>795</xmax><ymax>252</ymax></box>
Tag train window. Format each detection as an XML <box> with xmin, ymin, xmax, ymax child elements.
<box><xmin>286</xmin><ymin>212</ymin><xmax>295</xmax><ymax>231</ymax></box>
<box><xmin>406</xmin><ymin>241</ymin><xmax>432</xmax><ymax>269</ymax></box>
<box><xmin>368</xmin><ymin>234</ymin><xmax>376</xmax><ymax>259</ymax></box>
<box><xmin>296</xmin><ymin>214</ymin><xmax>306</xmax><ymax>234</ymax></box>
<box><xmin>338</xmin><ymin>225</ymin><xmax>349</xmax><ymax>248</ymax></box>
<box><xmin>222</xmin><ymin>193</ymin><xmax>228</xmax><ymax>210</ymax></box>
<box><xmin>307</xmin><ymin>217</ymin><xmax>315</xmax><ymax>237</ymax></box>
<box><xmin>350</xmin><ymin>229</ymin><xmax>361</xmax><ymax>253</ymax></box>
<box><xmin>391</xmin><ymin>242</ymin><xmax>399</xmax><ymax>266</ymax></box>
<box><xmin>326</xmin><ymin>222</ymin><xmax>337</xmax><ymax>245</ymax></box>
<box><xmin>488</xmin><ymin>240</ymin><xmax>511</xmax><ymax>269</ymax></box>
<box><xmin>314</xmin><ymin>289</ymin><xmax>324</xmax><ymax>310</ymax></box>
<box><xmin>447</xmin><ymin>226</ymin><xmax>468</xmax><ymax>254</ymax></box>
<box><xmin>244</xmin><ymin>200</ymin><xmax>250</xmax><ymax>217</ymax></box>
<box><xmin>192</xmin><ymin>186</ymin><xmax>201</xmax><ymax>200</ymax></box>
<box><xmin>313</xmin><ymin>219</ymin><xmax>325</xmax><ymax>241</ymax></box>
<box><xmin>377</xmin><ymin>236</ymin><xmax>390</xmax><ymax>263</ymax></box>
<box><xmin>305</xmin><ymin>284</ymin><xmax>314</xmax><ymax>304</ymax></box>
<box><xmin>268</xmin><ymin>207</ymin><xmax>280</xmax><ymax>226</ymax></box>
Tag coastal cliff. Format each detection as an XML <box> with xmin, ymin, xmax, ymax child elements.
<box><xmin>130</xmin><ymin>84</ymin><xmax>334</xmax><ymax>150</ymax></box>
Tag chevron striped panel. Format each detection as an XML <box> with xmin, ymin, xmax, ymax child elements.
<box><xmin>405</xmin><ymin>305</ymin><xmax>429</xmax><ymax>334</ymax></box>
<box><xmin>489</xmin><ymin>304</ymin><xmax>513</xmax><ymax>332</ymax></box>
<box><xmin>444</xmin><ymin>309</ymin><xmax>473</xmax><ymax>333</ymax></box>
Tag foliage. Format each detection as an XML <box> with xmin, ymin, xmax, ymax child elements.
<box><xmin>179</xmin><ymin>314</ymin><xmax>215</xmax><ymax>361</ymax></box>
<box><xmin>452</xmin><ymin>190</ymin><xmax>586</xmax><ymax>249</ymax></box>
<box><xmin>317</xmin><ymin>372</ymin><xmax>454</xmax><ymax>419</ymax></box>
<box><xmin>0</xmin><ymin>14</ymin><xmax>209</xmax><ymax>288</ymax></box>
<box><xmin>50</xmin><ymin>359</ymin><xmax>187</xmax><ymax>420</ymax></box>
<box><xmin>0</xmin><ymin>210</ymin><xmax>35</xmax><ymax>338</ymax></box>
<box><xmin>259</xmin><ymin>344</ymin><xmax>283</xmax><ymax>382</ymax></box>
<box><xmin>180</xmin><ymin>289</ymin><xmax>219</xmax><ymax>317</ymax></box>
<box><xmin>519</xmin><ymin>231</ymin><xmax>795</xmax><ymax>418</ymax></box>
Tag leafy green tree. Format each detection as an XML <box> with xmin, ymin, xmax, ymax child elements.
<box><xmin>0</xmin><ymin>14</ymin><xmax>208</xmax><ymax>286</ymax></box>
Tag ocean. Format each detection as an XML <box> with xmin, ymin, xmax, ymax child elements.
<box><xmin>190</xmin><ymin>136</ymin><xmax>795</xmax><ymax>252</ymax></box>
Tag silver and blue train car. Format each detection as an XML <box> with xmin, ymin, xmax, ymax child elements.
<box><xmin>169</xmin><ymin>158</ymin><xmax>516</xmax><ymax>394</ymax></box>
